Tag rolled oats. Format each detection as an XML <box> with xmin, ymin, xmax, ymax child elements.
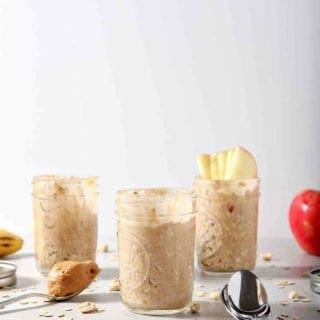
<box><xmin>209</xmin><ymin>290</ymin><xmax>221</xmax><ymax>301</ymax></box>
<box><xmin>77</xmin><ymin>301</ymin><xmax>97</xmax><ymax>313</ymax></box>
<box><xmin>260</xmin><ymin>253</ymin><xmax>272</xmax><ymax>261</ymax></box>
<box><xmin>109</xmin><ymin>278</ymin><xmax>120</xmax><ymax>291</ymax></box>
<box><xmin>188</xmin><ymin>303</ymin><xmax>200</xmax><ymax>313</ymax></box>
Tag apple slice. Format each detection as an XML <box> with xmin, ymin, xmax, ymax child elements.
<box><xmin>217</xmin><ymin>150</ymin><xmax>228</xmax><ymax>179</ymax></box>
<box><xmin>210</xmin><ymin>153</ymin><xmax>220</xmax><ymax>180</ymax></box>
<box><xmin>196</xmin><ymin>154</ymin><xmax>211</xmax><ymax>179</ymax></box>
<box><xmin>224</xmin><ymin>149</ymin><xmax>234</xmax><ymax>179</ymax></box>
<box><xmin>226</xmin><ymin>146</ymin><xmax>257</xmax><ymax>179</ymax></box>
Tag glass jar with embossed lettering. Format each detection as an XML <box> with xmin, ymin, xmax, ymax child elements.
<box><xmin>116</xmin><ymin>188</ymin><xmax>195</xmax><ymax>315</ymax></box>
<box><xmin>194</xmin><ymin>177</ymin><xmax>260</xmax><ymax>275</ymax></box>
<box><xmin>33</xmin><ymin>175</ymin><xmax>98</xmax><ymax>276</ymax></box>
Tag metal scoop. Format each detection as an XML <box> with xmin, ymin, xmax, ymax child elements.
<box><xmin>221</xmin><ymin>270</ymin><xmax>275</xmax><ymax>319</ymax></box>
<box><xmin>0</xmin><ymin>289</ymin><xmax>84</xmax><ymax>309</ymax></box>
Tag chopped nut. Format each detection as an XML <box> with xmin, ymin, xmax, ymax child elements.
<box><xmin>109</xmin><ymin>278</ymin><xmax>120</xmax><ymax>291</ymax></box>
<box><xmin>97</xmin><ymin>244</ymin><xmax>109</xmax><ymax>253</ymax></box>
<box><xmin>288</xmin><ymin>290</ymin><xmax>299</xmax><ymax>300</ymax></box>
<box><xmin>209</xmin><ymin>290</ymin><xmax>221</xmax><ymax>301</ymax></box>
<box><xmin>260</xmin><ymin>253</ymin><xmax>272</xmax><ymax>261</ymax></box>
<box><xmin>188</xmin><ymin>303</ymin><xmax>200</xmax><ymax>313</ymax></box>
<box><xmin>77</xmin><ymin>301</ymin><xmax>97</xmax><ymax>313</ymax></box>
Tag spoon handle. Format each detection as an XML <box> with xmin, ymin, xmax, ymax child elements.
<box><xmin>0</xmin><ymin>293</ymin><xmax>52</xmax><ymax>309</ymax></box>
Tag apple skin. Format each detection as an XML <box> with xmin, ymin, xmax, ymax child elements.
<box><xmin>289</xmin><ymin>189</ymin><xmax>320</xmax><ymax>256</ymax></box>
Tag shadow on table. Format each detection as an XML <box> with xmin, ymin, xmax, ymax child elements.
<box><xmin>4</xmin><ymin>253</ymin><xmax>35</xmax><ymax>261</ymax></box>
<box><xmin>98</xmin><ymin>266</ymin><xmax>119</xmax><ymax>280</ymax></box>
<box><xmin>71</xmin><ymin>291</ymin><xmax>120</xmax><ymax>304</ymax></box>
<box><xmin>0</xmin><ymin>301</ymin><xmax>53</xmax><ymax>315</ymax></box>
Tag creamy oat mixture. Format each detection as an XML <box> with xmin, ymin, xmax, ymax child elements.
<box><xmin>116</xmin><ymin>189</ymin><xmax>195</xmax><ymax>312</ymax></box>
<box><xmin>33</xmin><ymin>176</ymin><xmax>98</xmax><ymax>275</ymax></box>
<box><xmin>194</xmin><ymin>178</ymin><xmax>259</xmax><ymax>273</ymax></box>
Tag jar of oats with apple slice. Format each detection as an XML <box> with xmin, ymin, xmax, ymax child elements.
<box><xmin>194</xmin><ymin>147</ymin><xmax>260</xmax><ymax>275</ymax></box>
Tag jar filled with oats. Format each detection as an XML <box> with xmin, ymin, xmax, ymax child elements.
<box><xmin>116</xmin><ymin>188</ymin><xmax>195</xmax><ymax>315</ymax></box>
<box><xmin>194</xmin><ymin>177</ymin><xmax>259</xmax><ymax>275</ymax></box>
<box><xmin>33</xmin><ymin>176</ymin><xmax>98</xmax><ymax>276</ymax></box>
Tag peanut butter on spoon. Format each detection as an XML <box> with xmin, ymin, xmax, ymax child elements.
<box><xmin>47</xmin><ymin>260</ymin><xmax>100</xmax><ymax>297</ymax></box>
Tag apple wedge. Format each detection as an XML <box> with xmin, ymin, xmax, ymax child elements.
<box><xmin>210</xmin><ymin>153</ymin><xmax>220</xmax><ymax>180</ymax></box>
<box><xmin>225</xmin><ymin>146</ymin><xmax>257</xmax><ymax>180</ymax></box>
<box><xmin>196</xmin><ymin>154</ymin><xmax>211</xmax><ymax>179</ymax></box>
<box><xmin>224</xmin><ymin>149</ymin><xmax>234</xmax><ymax>179</ymax></box>
<box><xmin>217</xmin><ymin>150</ymin><xmax>228</xmax><ymax>179</ymax></box>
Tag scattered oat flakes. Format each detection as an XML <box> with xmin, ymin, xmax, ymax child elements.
<box><xmin>19</xmin><ymin>300</ymin><xmax>29</xmax><ymax>305</ymax></box>
<box><xmin>195</xmin><ymin>283</ymin><xmax>204</xmax><ymax>288</ymax></box>
<box><xmin>209</xmin><ymin>290</ymin><xmax>221</xmax><ymax>301</ymax></box>
<box><xmin>288</xmin><ymin>291</ymin><xmax>299</xmax><ymax>300</ymax></box>
<box><xmin>98</xmin><ymin>244</ymin><xmax>109</xmax><ymax>252</ymax></box>
<box><xmin>64</xmin><ymin>317</ymin><xmax>73</xmax><ymax>320</ymax></box>
<box><xmin>43</xmin><ymin>312</ymin><xmax>53</xmax><ymax>317</ymax></box>
<box><xmin>282</xmin><ymin>266</ymin><xmax>290</xmax><ymax>270</ymax></box>
<box><xmin>77</xmin><ymin>301</ymin><xmax>97</xmax><ymax>313</ymax></box>
<box><xmin>188</xmin><ymin>303</ymin><xmax>200</xmax><ymax>313</ymax></box>
<box><xmin>195</xmin><ymin>291</ymin><xmax>206</xmax><ymax>297</ymax></box>
<box><xmin>64</xmin><ymin>307</ymin><xmax>72</xmax><ymax>311</ymax></box>
<box><xmin>278</xmin><ymin>299</ymin><xmax>289</xmax><ymax>305</ymax></box>
<box><xmin>260</xmin><ymin>252</ymin><xmax>272</xmax><ymax>261</ymax></box>
<box><xmin>280</xmin><ymin>314</ymin><xmax>289</xmax><ymax>318</ymax></box>
<box><xmin>293</xmin><ymin>317</ymin><xmax>299</xmax><ymax>320</ymax></box>
<box><xmin>301</xmin><ymin>298</ymin><xmax>311</xmax><ymax>302</ymax></box>
<box><xmin>38</xmin><ymin>310</ymin><xmax>46</xmax><ymax>316</ymax></box>
<box><xmin>109</xmin><ymin>278</ymin><xmax>120</xmax><ymax>291</ymax></box>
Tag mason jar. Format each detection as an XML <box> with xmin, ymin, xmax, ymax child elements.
<box><xmin>194</xmin><ymin>177</ymin><xmax>259</xmax><ymax>275</ymax></box>
<box><xmin>116</xmin><ymin>188</ymin><xmax>195</xmax><ymax>315</ymax></box>
<box><xmin>33</xmin><ymin>175</ymin><xmax>98</xmax><ymax>276</ymax></box>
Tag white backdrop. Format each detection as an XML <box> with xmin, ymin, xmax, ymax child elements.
<box><xmin>0</xmin><ymin>0</ymin><xmax>319</xmax><ymax>239</ymax></box>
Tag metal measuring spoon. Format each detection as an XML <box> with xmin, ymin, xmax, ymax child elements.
<box><xmin>221</xmin><ymin>270</ymin><xmax>276</xmax><ymax>319</ymax></box>
<box><xmin>0</xmin><ymin>288</ymin><xmax>85</xmax><ymax>309</ymax></box>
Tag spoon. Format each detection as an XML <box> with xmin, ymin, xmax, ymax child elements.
<box><xmin>221</xmin><ymin>270</ymin><xmax>276</xmax><ymax>319</ymax></box>
<box><xmin>0</xmin><ymin>289</ymin><xmax>83</xmax><ymax>309</ymax></box>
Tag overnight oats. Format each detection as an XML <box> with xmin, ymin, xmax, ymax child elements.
<box><xmin>195</xmin><ymin>147</ymin><xmax>260</xmax><ymax>274</ymax></box>
<box><xmin>33</xmin><ymin>176</ymin><xmax>98</xmax><ymax>276</ymax></box>
<box><xmin>116</xmin><ymin>188</ymin><xmax>195</xmax><ymax>315</ymax></box>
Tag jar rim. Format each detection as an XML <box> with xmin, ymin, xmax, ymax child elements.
<box><xmin>33</xmin><ymin>175</ymin><xmax>98</xmax><ymax>183</ymax></box>
<box><xmin>116</xmin><ymin>188</ymin><xmax>195</xmax><ymax>203</ymax></box>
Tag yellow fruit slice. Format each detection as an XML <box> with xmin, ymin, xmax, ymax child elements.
<box><xmin>196</xmin><ymin>153</ymin><xmax>211</xmax><ymax>179</ymax></box>
<box><xmin>210</xmin><ymin>153</ymin><xmax>220</xmax><ymax>180</ymax></box>
<box><xmin>217</xmin><ymin>150</ymin><xmax>228</xmax><ymax>179</ymax></box>
<box><xmin>224</xmin><ymin>149</ymin><xmax>234</xmax><ymax>179</ymax></box>
<box><xmin>0</xmin><ymin>228</ymin><xmax>23</xmax><ymax>257</ymax></box>
<box><xmin>226</xmin><ymin>146</ymin><xmax>257</xmax><ymax>179</ymax></box>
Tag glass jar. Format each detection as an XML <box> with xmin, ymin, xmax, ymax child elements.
<box><xmin>33</xmin><ymin>175</ymin><xmax>98</xmax><ymax>276</ymax></box>
<box><xmin>194</xmin><ymin>177</ymin><xmax>259</xmax><ymax>275</ymax></box>
<box><xmin>116</xmin><ymin>188</ymin><xmax>195</xmax><ymax>315</ymax></box>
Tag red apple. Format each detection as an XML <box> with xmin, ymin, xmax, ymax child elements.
<box><xmin>289</xmin><ymin>189</ymin><xmax>320</xmax><ymax>256</ymax></box>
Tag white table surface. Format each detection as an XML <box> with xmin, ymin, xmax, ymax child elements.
<box><xmin>0</xmin><ymin>237</ymin><xmax>319</xmax><ymax>320</ymax></box>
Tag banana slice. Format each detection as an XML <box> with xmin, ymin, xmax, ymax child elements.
<box><xmin>217</xmin><ymin>150</ymin><xmax>228</xmax><ymax>179</ymax></box>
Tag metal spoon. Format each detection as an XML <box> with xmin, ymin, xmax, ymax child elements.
<box><xmin>0</xmin><ymin>289</ymin><xmax>83</xmax><ymax>309</ymax></box>
<box><xmin>221</xmin><ymin>270</ymin><xmax>276</xmax><ymax>319</ymax></box>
